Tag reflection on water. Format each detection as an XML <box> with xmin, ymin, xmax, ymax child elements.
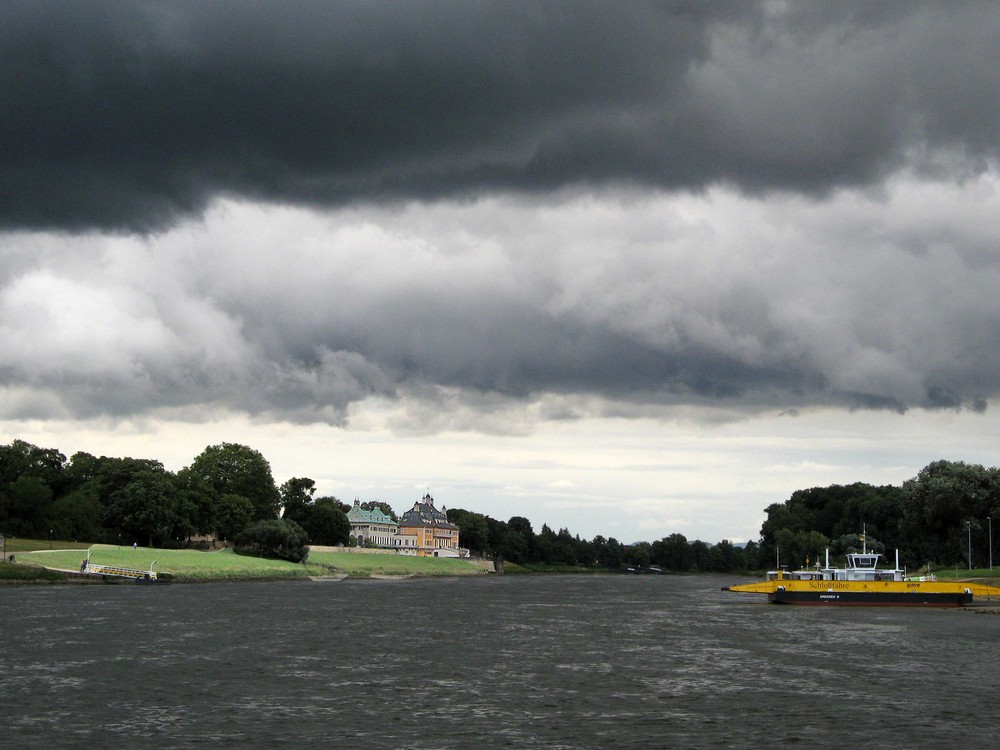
<box><xmin>3</xmin><ymin>575</ymin><xmax>1000</xmax><ymax>748</ymax></box>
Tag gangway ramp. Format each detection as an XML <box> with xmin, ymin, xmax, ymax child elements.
<box><xmin>81</xmin><ymin>550</ymin><xmax>171</xmax><ymax>584</ymax></box>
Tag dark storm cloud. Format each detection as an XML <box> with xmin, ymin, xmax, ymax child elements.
<box><xmin>3</xmin><ymin>1</ymin><xmax>998</xmax><ymax>232</ymax></box>
<box><xmin>4</xmin><ymin>2</ymin><xmax>1000</xmax><ymax>428</ymax></box>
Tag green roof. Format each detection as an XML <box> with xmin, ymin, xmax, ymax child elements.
<box><xmin>347</xmin><ymin>502</ymin><xmax>396</xmax><ymax>525</ymax></box>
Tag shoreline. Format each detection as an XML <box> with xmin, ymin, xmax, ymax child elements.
<box><xmin>4</xmin><ymin>544</ymin><xmax>501</xmax><ymax>584</ymax></box>
<box><xmin>0</xmin><ymin>558</ymin><xmax>494</xmax><ymax>585</ymax></box>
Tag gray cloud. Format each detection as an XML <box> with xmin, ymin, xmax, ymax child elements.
<box><xmin>5</xmin><ymin>177</ymin><xmax>1000</xmax><ymax>425</ymax></box>
<box><xmin>3</xmin><ymin>1</ymin><xmax>998</xmax><ymax>232</ymax></box>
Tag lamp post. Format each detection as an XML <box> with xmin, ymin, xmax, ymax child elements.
<box><xmin>967</xmin><ymin>521</ymin><xmax>972</xmax><ymax>570</ymax></box>
<box><xmin>989</xmin><ymin>516</ymin><xmax>993</xmax><ymax>571</ymax></box>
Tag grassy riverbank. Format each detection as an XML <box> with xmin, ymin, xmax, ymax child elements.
<box><xmin>306</xmin><ymin>550</ymin><xmax>486</xmax><ymax>576</ymax></box>
<box><xmin>11</xmin><ymin>542</ymin><xmax>488</xmax><ymax>582</ymax></box>
<box><xmin>0</xmin><ymin>561</ymin><xmax>73</xmax><ymax>582</ymax></box>
<box><xmin>1</xmin><ymin>537</ymin><xmax>90</xmax><ymax>582</ymax></box>
<box><xmin>924</xmin><ymin>566</ymin><xmax>1000</xmax><ymax>586</ymax></box>
<box><xmin>2</xmin><ymin>537</ymin><xmax>90</xmax><ymax>553</ymax></box>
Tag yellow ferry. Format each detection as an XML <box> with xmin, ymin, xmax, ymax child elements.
<box><xmin>724</xmin><ymin>547</ymin><xmax>1000</xmax><ymax>607</ymax></box>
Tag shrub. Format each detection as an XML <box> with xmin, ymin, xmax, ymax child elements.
<box><xmin>234</xmin><ymin>518</ymin><xmax>309</xmax><ymax>563</ymax></box>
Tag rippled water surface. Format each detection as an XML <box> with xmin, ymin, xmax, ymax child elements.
<box><xmin>3</xmin><ymin>575</ymin><xmax>1000</xmax><ymax>748</ymax></box>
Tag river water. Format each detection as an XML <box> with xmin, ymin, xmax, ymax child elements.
<box><xmin>3</xmin><ymin>574</ymin><xmax>999</xmax><ymax>748</ymax></box>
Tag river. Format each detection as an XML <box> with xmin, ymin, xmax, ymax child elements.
<box><xmin>3</xmin><ymin>574</ymin><xmax>999</xmax><ymax>748</ymax></box>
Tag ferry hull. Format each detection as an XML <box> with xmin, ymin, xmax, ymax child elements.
<box><xmin>725</xmin><ymin>578</ymin><xmax>1000</xmax><ymax>606</ymax></box>
<box><xmin>769</xmin><ymin>589</ymin><xmax>971</xmax><ymax>606</ymax></box>
<box><xmin>723</xmin><ymin>542</ymin><xmax>1000</xmax><ymax>606</ymax></box>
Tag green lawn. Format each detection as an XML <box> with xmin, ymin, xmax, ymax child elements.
<box><xmin>23</xmin><ymin>545</ymin><xmax>328</xmax><ymax>580</ymax></box>
<box><xmin>19</xmin><ymin>544</ymin><xmax>487</xmax><ymax>581</ymax></box>
<box><xmin>2</xmin><ymin>537</ymin><xmax>90</xmax><ymax>553</ymax></box>
<box><xmin>306</xmin><ymin>550</ymin><xmax>485</xmax><ymax>577</ymax></box>
<box><xmin>926</xmin><ymin>566</ymin><xmax>1000</xmax><ymax>585</ymax></box>
<box><xmin>0</xmin><ymin>561</ymin><xmax>70</xmax><ymax>582</ymax></box>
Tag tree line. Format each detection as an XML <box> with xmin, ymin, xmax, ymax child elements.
<box><xmin>0</xmin><ymin>439</ymin><xmax>349</xmax><ymax>560</ymax></box>
<box><xmin>0</xmin><ymin>437</ymin><xmax>757</xmax><ymax>571</ymax></box>
<box><xmin>758</xmin><ymin>459</ymin><xmax>1000</xmax><ymax>571</ymax></box>
<box><xmin>444</xmin><ymin>508</ymin><xmax>755</xmax><ymax>572</ymax></box>
<box><xmin>5</xmin><ymin>437</ymin><xmax>990</xmax><ymax>572</ymax></box>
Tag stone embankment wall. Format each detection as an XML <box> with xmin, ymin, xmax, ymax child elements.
<box><xmin>309</xmin><ymin>545</ymin><xmax>397</xmax><ymax>555</ymax></box>
<box><xmin>468</xmin><ymin>558</ymin><xmax>497</xmax><ymax>573</ymax></box>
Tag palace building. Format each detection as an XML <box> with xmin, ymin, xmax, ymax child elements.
<box><xmin>346</xmin><ymin>494</ymin><xmax>462</xmax><ymax>557</ymax></box>
<box><xmin>346</xmin><ymin>500</ymin><xmax>400</xmax><ymax>549</ymax></box>
<box><xmin>397</xmin><ymin>494</ymin><xmax>461</xmax><ymax>557</ymax></box>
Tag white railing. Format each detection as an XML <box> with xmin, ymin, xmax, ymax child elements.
<box><xmin>84</xmin><ymin>563</ymin><xmax>157</xmax><ymax>580</ymax></box>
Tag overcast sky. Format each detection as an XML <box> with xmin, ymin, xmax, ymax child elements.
<box><xmin>3</xmin><ymin>1</ymin><xmax>1000</xmax><ymax>543</ymax></box>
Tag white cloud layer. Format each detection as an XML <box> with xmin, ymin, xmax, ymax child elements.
<box><xmin>5</xmin><ymin>171</ymin><xmax>1000</xmax><ymax>425</ymax></box>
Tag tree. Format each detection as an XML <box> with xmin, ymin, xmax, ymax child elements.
<box><xmin>628</xmin><ymin>542</ymin><xmax>651</xmax><ymax>568</ymax></box>
<box><xmin>688</xmin><ymin>540</ymin><xmax>711</xmax><ymax>571</ymax></box>
<box><xmin>837</xmin><ymin>484</ymin><xmax>905</xmax><ymax>548</ymax></box>
<box><xmin>306</xmin><ymin>498</ymin><xmax>350</xmax><ymax>546</ymax></box>
<box><xmin>49</xmin><ymin>488</ymin><xmax>102</xmax><ymax>542</ymax></box>
<box><xmin>536</xmin><ymin>525</ymin><xmax>556</xmax><ymax>563</ymax></box>
<box><xmin>653</xmin><ymin>533</ymin><xmax>691</xmax><ymax>571</ymax></box>
<box><xmin>554</xmin><ymin>527</ymin><xmax>578</xmax><ymax>565</ymax></box>
<box><xmin>103</xmin><ymin>466</ymin><xmax>178</xmax><ymax>547</ymax></box>
<box><xmin>0</xmin><ymin>440</ymin><xmax>65</xmax><ymax>536</ymax></box>
<box><xmin>0</xmin><ymin>439</ymin><xmax>66</xmax><ymax>491</ymax></box>
<box><xmin>707</xmin><ymin>540</ymin><xmax>742</xmax><ymax>572</ymax></box>
<box><xmin>278</xmin><ymin>481</ymin><xmax>350</xmax><ymax>545</ymax></box>
<box><xmin>1</xmin><ymin>475</ymin><xmax>53</xmax><ymax>537</ymax></box>
<box><xmin>81</xmin><ymin>456</ymin><xmax>163</xmax><ymax>539</ymax></box>
<box><xmin>62</xmin><ymin>451</ymin><xmax>103</xmax><ymax>494</ymax></box>
<box><xmin>593</xmin><ymin>535</ymin><xmax>625</xmax><ymax>569</ymax></box>
<box><xmin>772</xmin><ymin>528</ymin><xmax>830</xmax><ymax>570</ymax></box>
<box><xmin>235</xmin><ymin>518</ymin><xmax>309</xmax><ymax>563</ymax></box>
<box><xmin>575</xmin><ymin>535</ymin><xmax>597</xmax><ymax>567</ymax></box>
<box><xmin>215</xmin><ymin>493</ymin><xmax>255</xmax><ymax>542</ymax></box>
<box><xmin>759</xmin><ymin>482</ymin><xmax>904</xmax><ymax>566</ymax></box>
<box><xmin>506</xmin><ymin>516</ymin><xmax>538</xmax><ymax>562</ymax></box>
<box><xmin>173</xmin><ymin>467</ymin><xmax>217</xmax><ymax>541</ymax></box>
<box><xmin>902</xmin><ymin>460</ymin><xmax>1000</xmax><ymax>566</ymax></box>
<box><xmin>190</xmin><ymin>443</ymin><xmax>280</xmax><ymax>521</ymax></box>
<box><xmin>280</xmin><ymin>477</ymin><xmax>316</xmax><ymax>527</ymax></box>
<box><xmin>447</xmin><ymin>508</ymin><xmax>489</xmax><ymax>555</ymax></box>
<box><xmin>361</xmin><ymin>500</ymin><xmax>398</xmax><ymax>522</ymax></box>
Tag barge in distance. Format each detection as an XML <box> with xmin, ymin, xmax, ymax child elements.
<box><xmin>723</xmin><ymin>547</ymin><xmax>1000</xmax><ymax>607</ymax></box>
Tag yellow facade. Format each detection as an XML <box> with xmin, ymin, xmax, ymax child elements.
<box><xmin>397</xmin><ymin>494</ymin><xmax>460</xmax><ymax>557</ymax></box>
